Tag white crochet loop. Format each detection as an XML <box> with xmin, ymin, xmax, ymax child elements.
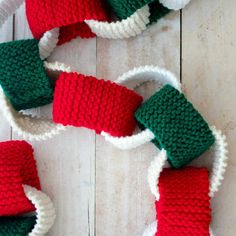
<box><xmin>209</xmin><ymin>127</ymin><xmax>228</xmax><ymax>197</ymax></box>
<box><xmin>23</xmin><ymin>185</ymin><xmax>56</xmax><ymax>236</ymax></box>
<box><xmin>147</xmin><ymin>150</ymin><xmax>167</xmax><ymax>201</ymax></box>
<box><xmin>85</xmin><ymin>6</ymin><xmax>150</xmax><ymax>39</ymax></box>
<box><xmin>0</xmin><ymin>88</ymin><xmax>66</xmax><ymax>141</ymax></box>
<box><xmin>44</xmin><ymin>61</ymin><xmax>73</xmax><ymax>73</ymax></box>
<box><xmin>147</xmin><ymin>126</ymin><xmax>228</xmax><ymax>200</ymax></box>
<box><xmin>39</xmin><ymin>28</ymin><xmax>60</xmax><ymax>60</ymax></box>
<box><xmin>160</xmin><ymin>0</ymin><xmax>192</xmax><ymax>10</ymax></box>
<box><xmin>101</xmin><ymin>66</ymin><xmax>181</xmax><ymax>149</ymax></box>
<box><xmin>143</xmin><ymin>221</ymin><xmax>215</xmax><ymax>236</ymax></box>
<box><xmin>0</xmin><ymin>0</ymin><xmax>24</xmax><ymax>28</ymax></box>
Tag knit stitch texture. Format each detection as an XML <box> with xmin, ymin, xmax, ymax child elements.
<box><xmin>106</xmin><ymin>0</ymin><xmax>170</xmax><ymax>23</ymax></box>
<box><xmin>156</xmin><ymin>167</ymin><xmax>211</xmax><ymax>236</ymax></box>
<box><xmin>0</xmin><ymin>216</ymin><xmax>36</xmax><ymax>236</ymax></box>
<box><xmin>53</xmin><ymin>72</ymin><xmax>143</xmax><ymax>137</ymax></box>
<box><xmin>0</xmin><ymin>39</ymin><xmax>53</xmax><ymax>111</ymax></box>
<box><xmin>135</xmin><ymin>85</ymin><xmax>215</xmax><ymax>168</ymax></box>
<box><xmin>0</xmin><ymin>141</ymin><xmax>41</xmax><ymax>216</ymax></box>
<box><xmin>25</xmin><ymin>0</ymin><xmax>109</xmax><ymax>44</ymax></box>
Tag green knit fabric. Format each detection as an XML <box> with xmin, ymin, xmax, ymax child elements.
<box><xmin>135</xmin><ymin>85</ymin><xmax>215</xmax><ymax>168</ymax></box>
<box><xmin>0</xmin><ymin>216</ymin><xmax>36</xmax><ymax>236</ymax></box>
<box><xmin>106</xmin><ymin>0</ymin><xmax>171</xmax><ymax>23</ymax></box>
<box><xmin>0</xmin><ymin>39</ymin><xmax>53</xmax><ymax>111</ymax></box>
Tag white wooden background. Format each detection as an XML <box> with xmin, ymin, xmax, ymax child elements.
<box><xmin>0</xmin><ymin>0</ymin><xmax>236</xmax><ymax>235</ymax></box>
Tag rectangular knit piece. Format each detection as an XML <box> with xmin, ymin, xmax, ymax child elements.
<box><xmin>106</xmin><ymin>0</ymin><xmax>170</xmax><ymax>23</ymax></box>
<box><xmin>53</xmin><ymin>72</ymin><xmax>143</xmax><ymax>137</ymax></box>
<box><xmin>0</xmin><ymin>39</ymin><xmax>53</xmax><ymax>111</ymax></box>
<box><xmin>0</xmin><ymin>141</ymin><xmax>40</xmax><ymax>216</ymax></box>
<box><xmin>135</xmin><ymin>85</ymin><xmax>215</xmax><ymax>168</ymax></box>
<box><xmin>156</xmin><ymin>167</ymin><xmax>211</xmax><ymax>236</ymax></box>
<box><xmin>0</xmin><ymin>216</ymin><xmax>36</xmax><ymax>236</ymax></box>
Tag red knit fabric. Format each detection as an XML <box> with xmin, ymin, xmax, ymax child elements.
<box><xmin>25</xmin><ymin>0</ymin><xmax>109</xmax><ymax>45</ymax></box>
<box><xmin>53</xmin><ymin>72</ymin><xmax>143</xmax><ymax>137</ymax></box>
<box><xmin>0</xmin><ymin>141</ymin><xmax>40</xmax><ymax>216</ymax></box>
<box><xmin>156</xmin><ymin>167</ymin><xmax>211</xmax><ymax>236</ymax></box>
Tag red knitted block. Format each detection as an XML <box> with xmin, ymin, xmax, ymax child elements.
<box><xmin>156</xmin><ymin>167</ymin><xmax>211</xmax><ymax>236</ymax></box>
<box><xmin>53</xmin><ymin>72</ymin><xmax>143</xmax><ymax>137</ymax></box>
<box><xmin>25</xmin><ymin>0</ymin><xmax>109</xmax><ymax>44</ymax></box>
<box><xmin>0</xmin><ymin>141</ymin><xmax>40</xmax><ymax>216</ymax></box>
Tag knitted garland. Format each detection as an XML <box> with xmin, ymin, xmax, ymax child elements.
<box><xmin>53</xmin><ymin>72</ymin><xmax>143</xmax><ymax>137</ymax></box>
<box><xmin>0</xmin><ymin>0</ymin><xmax>193</xmax><ymax>44</ymax></box>
<box><xmin>0</xmin><ymin>141</ymin><xmax>56</xmax><ymax>236</ymax></box>
<box><xmin>144</xmin><ymin>129</ymin><xmax>228</xmax><ymax>236</ymax></box>
<box><xmin>135</xmin><ymin>84</ymin><xmax>215</xmax><ymax>168</ymax></box>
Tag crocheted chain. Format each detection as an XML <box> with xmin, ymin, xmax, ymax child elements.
<box><xmin>53</xmin><ymin>72</ymin><xmax>143</xmax><ymax>137</ymax></box>
<box><xmin>135</xmin><ymin>84</ymin><xmax>215</xmax><ymax>168</ymax></box>
<box><xmin>145</xmin><ymin>131</ymin><xmax>228</xmax><ymax>236</ymax></box>
<box><xmin>101</xmin><ymin>66</ymin><xmax>181</xmax><ymax>149</ymax></box>
<box><xmin>147</xmin><ymin>127</ymin><xmax>228</xmax><ymax>200</ymax></box>
<box><xmin>0</xmin><ymin>141</ymin><xmax>56</xmax><ymax>236</ymax></box>
<box><xmin>144</xmin><ymin>127</ymin><xmax>227</xmax><ymax>234</ymax></box>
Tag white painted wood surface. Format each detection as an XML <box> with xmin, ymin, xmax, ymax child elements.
<box><xmin>0</xmin><ymin>1</ymin><xmax>235</xmax><ymax>235</ymax></box>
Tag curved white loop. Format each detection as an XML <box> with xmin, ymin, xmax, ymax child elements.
<box><xmin>39</xmin><ymin>28</ymin><xmax>59</xmax><ymax>60</ymax></box>
<box><xmin>85</xmin><ymin>6</ymin><xmax>150</xmax><ymax>39</ymax></box>
<box><xmin>23</xmin><ymin>185</ymin><xmax>56</xmax><ymax>236</ymax></box>
<box><xmin>209</xmin><ymin>126</ymin><xmax>228</xmax><ymax>197</ymax></box>
<box><xmin>44</xmin><ymin>61</ymin><xmax>73</xmax><ymax>73</ymax></box>
<box><xmin>0</xmin><ymin>88</ymin><xmax>66</xmax><ymax>141</ymax></box>
<box><xmin>0</xmin><ymin>0</ymin><xmax>24</xmax><ymax>28</ymax></box>
<box><xmin>160</xmin><ymin>0</ymin><xmax>192</xmax><ymax>10</ymax></box>
<box><xmin>143</xmin><ymin>221</ymin><xmax>215</xmax><ymax>236</ymax></box>
<box><xmin>147</xmin><ymin>150</ymin><xmax>167</xmax><ymax>201</ymax></box>
<box><xmin>147</xmin><ymin>127</ymin><xmax>228</xmax><ymax>200</ymax></box>
<box><xmin>101</xmin><ymin>66</ymin><xmax>181</xmax><ymax>149</ymax></box>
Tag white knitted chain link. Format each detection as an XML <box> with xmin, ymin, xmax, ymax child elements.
<box><xmin>39</xmin><ymin>28</ymin><xmax>59</xmax><ymax>60</ymax></box>
<box><xmin>101</xmin><ymin>66</ymin><xmax>181</xmax><ymax>149</ymax></box>
<box><xmin>0</xmin><ymin>88</ymin><xmax>66</xmax><ymax>141</ymax></box>
<box><xmin>0</xmin><ymin>0</ymin><xmax>24</xmax><ymax>28</ymax></box>
<box><xmin>23</xmin><ymin>185</ymin><xmax>56</xmax><ymax>236</ymax></box>
<box><xmin>85</xmin><ymin>6</ymin><xmax>150</xmax><ymax>39</ymax></box>
<box><xmin>159</xmin><ymin>0</ymin><xmax>192</xmax><ymax>10</ymax></box>
<box><xmin>143</xmin><ymin>221</ymin><xmax>215</xmax><ymax>236</ymax></box>
<box><xmin>209</xmin><ymin>126</ymin><xmax>228</xmax><ymax>197</ymax></box>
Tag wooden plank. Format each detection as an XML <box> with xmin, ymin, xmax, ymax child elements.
<box><xmin>0</xmin><ymin>12</ymin><xmax>12</xmax><ymax>140</ymax></box>
<box><xmin>13</xmin><ymin>4</ymin><xmax>96</xmax><ymax>236</ymax></box>
<box><xmin>96</xmin><ymin>13</ymin><xmax>180</xmax><ymax>236</ymax></box>
<box><xmin>182</xmin><ymin>0</ymin><xmax>236</xmax><ymax>235</ymax></box>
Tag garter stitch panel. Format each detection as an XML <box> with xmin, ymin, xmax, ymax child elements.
<box><xmin>0</xmin><ymin>39</ymin><xmax>53</xmax><ymax>111</ymax></box>
<box><xmin>0</xmin><ymin>216</ymin><xmax>36</xmax><ymax>236</ymax></box>
<box><xmin>25</xmin><ymin>0</ymin><xmax>109</xmax><ymax>44</ymax></box>
<box><xmin>106</xmin><ymin>0</ymin><xmax>170</xmax><ymax>23</ymax></box>
<box><xmin>0</xmin><ymin>141</ymin><xmax>41</xmax><ymax>216</ymax></box>
<box><xmin>53</xmin><ymin>72</ymin><xmax>143</xmax><ymax>137</ymax></box>
<box><xmin>135</xmin><ymin>85</ymin><xmax>215</xmax><ymax>168</ymax></box>
<box><xmin>156</xmin><ymin>167</ymin><xmax>211</xmax><ymax>236</ymax></box>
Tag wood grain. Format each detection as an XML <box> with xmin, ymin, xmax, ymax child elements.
<box><xmin>0</xmin><ymin>0</ymin><xmax>235</xmax><ymax>235</ymax></box>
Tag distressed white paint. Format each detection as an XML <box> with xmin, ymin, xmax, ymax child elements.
<box><xmin>0</xmin><ymin>0</ymin><xmax>235</xmax><ymax>235</ymax></box>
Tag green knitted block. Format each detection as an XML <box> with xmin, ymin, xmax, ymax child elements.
<box><xmin>106</xmin><ymin>0</ymin><xmax>171</xmax><ymax>23</ymax></box>
<box><xmin>135</xmin><ymin>85</ymin><xmax>215</xmax><ymax>168</ymax></box>
<box><xmin>0</xmin><ymin>39</ymin><xmax>53</xmax><ymax>111</ymax></box>
<box><xmin>0</xmin><ymin>216</ymin><xmax>36</xmax><ymax>236</ymax></box>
